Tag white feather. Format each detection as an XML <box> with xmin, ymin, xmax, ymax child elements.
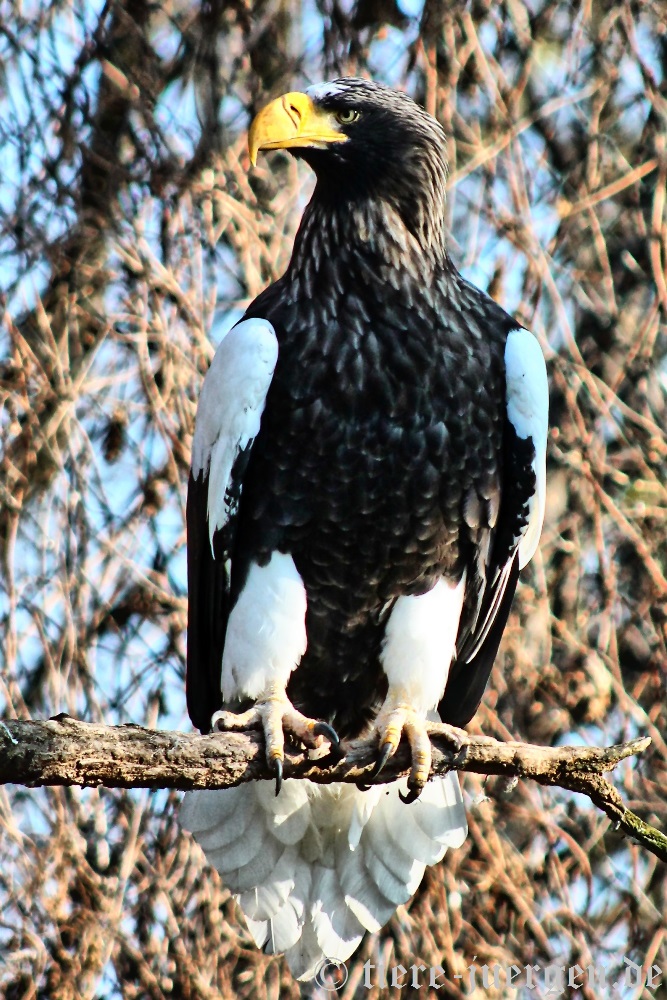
<box><xmin>254</xmin><ymin>776</ymin><xmax>310</xmax><ymax>816</ymax></box>
<box><xmin>348</xmin><ymin>785</ymin><xmax>382</xmax><ymax>850</ymax></box>
<box><xmin>238</xmin><ymin>844</ymin><xmax>298</xmax><ymax>920</ymax></box>
<box><xmin>364</xmin><ymin>803</ymin><xmax>424</xmax><ymax>887</ymax></box>
<box><xmin>268</xmin><ymin>856</ymin><xmax>312</xmax><ymax>949</ymax></box>
<box><xmin>363</xmin><ymin>841</ymin><xmax>420</xmax><ymax>905</ymax></box>
<box><xmin>181</xmin><ymin>771</ymin><xmax>467</xmax><ymax>981</ymax></box>
<box><xmin>311</xmin><ymin>866</ymin><xmax>365</xmax><ymax>959</ymax></box>
<box><xmin>190</xmin><ymin>318</ymin><xmax>278</xmax><ymax>550</ymax></box>
<box><xmin>221</xmin><ymin>552</ymin><xmax>307</xmax><ymax>702</ymax></box>
<box><xmin>381</xmin><ymin>575</ymin><xmax>466</xmax><ymax>711</ymax></box>
<box><xmin>379</xmin><ymin>789</ymin><xmax>448</xmax><ymax>865</ymax></box>
<box><xmin>410</xmin><ymin>771</ymin><xmax>468</xmax><ymax>848</ymax></box>
<box><xmin>180</xmin><ymin>785</ymin><xmax>254</xmax><ymax>848</ymax></box>
<box><xmin>254</xmin><ymin>779</ymin><xmax>312</xmax><ymax>845</ymax></box>
<box><xmin>221</xmin><ymin>835</ymin><xmax>285</xmax><ymax>894</ymax></box>
<box><xmin>283</xmin><ymin>917</ymin><xmax>325</xmax><ymax>981</ymax></box>
<box><xmin>306</xmin><ymin>81</ymin><xmax>346</xmax><ymax>100</ymax></box>
<box><xmin>265</xmin><ymin>896</ymin><xmax>302</xmax><ymax>953</ymax></box>
<box><xmin>202</xmin><ymin>812</ymin><xmax>269</xmax><ymax>873</ymax></box>
<box><xmin>504</xmin><ymin>328</ymin><xmax>549</xmax><ymax>568</ymax></box>
<box><xmin>336</xmin><ymin>836</ymin><xmax>395</xmax><ymax>932</ymax></box>
<box><xmin>308</xmin><ymin>783</ymin><xmax>349</xmax><ymax>830</ymax></box>
<box><xmin>245</xmin><ymin>917</ymin><xmax>269</xmax><ymax>949</ymax></box>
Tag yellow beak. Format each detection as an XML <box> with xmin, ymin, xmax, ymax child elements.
<box><xmin>248</xmin><ymin>92</ymin><xmax>348</xmax><ymax>165</ymax></box>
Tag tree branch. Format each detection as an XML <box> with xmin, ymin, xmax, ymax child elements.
<box><xmin>1</xmin><ymin>716</ymin><xmax>664</xmax><ymax>863</ymax></box>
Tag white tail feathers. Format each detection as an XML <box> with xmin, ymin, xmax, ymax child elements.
<box><xmin>180</xmin><ymin>774</ymin><xmax>467</xmax><ymax>980</ymax></box>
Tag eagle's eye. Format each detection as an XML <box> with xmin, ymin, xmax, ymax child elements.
<box><xmin>335</xmin><ymin>109</ymin><xmax>359</xmax><ymax>125</ymax></box>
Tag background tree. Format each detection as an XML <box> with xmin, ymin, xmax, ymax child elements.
<box><xmin>1</xmin><ymin>1</ymin><xmax>665</xmax><ymax>997</ymax></box>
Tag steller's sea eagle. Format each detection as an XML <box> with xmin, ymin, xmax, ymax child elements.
<box><xmin>180</xmin><ymin>78</ymin><xmax>548</xmax><ymax>979</ymax></box>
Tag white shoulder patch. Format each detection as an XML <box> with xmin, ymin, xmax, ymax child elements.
<box><xmin>504</xmin><ymin>328</ymin><xmax>549</xmax><ymax>568</ymax></box>
<box><xmin>191</xmin><ymin>318</ymin><xmax>278</xmax><ymax>549</ymax></box>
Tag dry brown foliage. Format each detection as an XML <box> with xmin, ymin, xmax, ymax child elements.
<box><xmin>1</xmin><ymin>1</ymin><xmax>666</xmax><ymax>998</ymax></box>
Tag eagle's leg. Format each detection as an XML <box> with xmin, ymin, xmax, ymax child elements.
<box><xmin>355</xmin><ymin>692</ymin><xmax>468</xmax><ymax>802</ymax></box>
<box><xmin>352</xmin><ymin>578</ymin><xmax>470</xmax><ymax>800</ymax></box>
<box><xmin>211</xmin><ymin>553</ymin><xmax>338</xmax><ymax>794</ymax></box>
<box><xmin>212</xmin><ymin>685</ymin><xmax>339</xmax><ymax>795</ymax></box>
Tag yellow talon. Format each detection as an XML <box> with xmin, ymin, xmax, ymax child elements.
<box><xmin>212</xmin><ymin>692</ymin><xmax>339</xmax><ymax>797</ymax></box>
<box><xmin>355</xmin><ymin>696</ymin><xmax>468</xmax><ymax>800</ymax></box>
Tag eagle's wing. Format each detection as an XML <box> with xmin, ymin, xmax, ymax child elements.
<box><xmin>186</xmin><ymin>318</ymin><xmax>278</xmax><ymax>733</ymax></box>
<box><xmin>439</xmin><ymin>327</ymin><xmax>548</xmax><ymax>726</ymax></box>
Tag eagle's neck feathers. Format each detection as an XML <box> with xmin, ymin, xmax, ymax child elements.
<box><xmin>288</xmin><ymin>170</ymin><xmax>450</xmax><ymax>298</ymax></box>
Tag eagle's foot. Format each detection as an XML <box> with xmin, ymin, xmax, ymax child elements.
<box><xmin>358</xmin><ymin>703</ymin><xmax>468</xmax><ymax>802</ymax></box>
<box><xmin>211</xmin><ymin>690</ymin><xmax>339</xmax><ymax>796</ymax></box>
<box><xmin>399</xmin><ymin>720</ymin><xmax>469</xmax><ymax>803</ymax></box>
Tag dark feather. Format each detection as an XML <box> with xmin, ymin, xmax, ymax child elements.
<box><xmin>439</xmin><ymin>555</ymin><xmax>519</xmax><ymax>726</ymax></box>
<box><xmin>186</xmin><ymin>471</ymin><xmax>226</xmax><ymax>732</ymax></box>
<box><xmin>186</xmin><ymin>441</ymin><xmax>255</xmax><ymax>733</ymax></box>
<box><xmin>439</xmin><ymin>415</ymin><xmax>537</xmax><ymax>726</ymax></box>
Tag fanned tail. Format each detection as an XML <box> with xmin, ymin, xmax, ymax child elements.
<box><xmin>180</xmin><ymin>775</ymin><xmax>467</xmax><ymax>980</ymax></box>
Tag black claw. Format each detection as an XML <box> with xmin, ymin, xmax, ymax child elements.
<box><xmin>356</xmin><ymin>781</ymin><xmax>372</xmax><ymax>792</ymax></box>
<box><xmin>372</xmin><ymin>740</ymin><xmax>394</xmax><ymax>778</ymax></box>
<box><xmin>399</xmin><ymin>785</ymin><xmax>421</xmax><ymax>805</ymax></box>
<box><xmin>313</xmin><ymin>721</ymin><xmax>340</xmax><ymax>746</ymax></box>
<box><xmin>272</xmin><ymin>757</ymin><xmax>283</xmax><ymax>797</ymax></box>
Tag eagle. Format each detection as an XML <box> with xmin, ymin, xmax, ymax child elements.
<box><xmin>181</xmin><ymin>78</ymin><xmax>548</xmax><ymax>979</ymax></box>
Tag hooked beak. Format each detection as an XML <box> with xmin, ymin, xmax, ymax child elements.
<box><xmin>249</xmin><ymin>92</ymin><xmax>348</xmax><ymax>165</ymax></box>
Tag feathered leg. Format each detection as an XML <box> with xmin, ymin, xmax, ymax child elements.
<box><xmin>354</xmin><ymin>575</ymin><xmax>467</xmax><ymax>800</ymax></box>
<box><xmin>211</xmin><ymin>553</ymin><xmax>339</xmax><ymax>793</ymax></box>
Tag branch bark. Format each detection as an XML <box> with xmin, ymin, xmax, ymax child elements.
<box><xmin>1</xmin><ymin>716</ymin><xmax>664</xmax><ymax>863</ymax></box>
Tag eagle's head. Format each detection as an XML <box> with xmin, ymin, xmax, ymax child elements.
<box><xmin>249</xmin><ymin>78</ymin><xmax>448</xmax><ymax>254</ymax></box>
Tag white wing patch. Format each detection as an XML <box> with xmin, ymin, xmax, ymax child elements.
<box><xmin>191</xmin><ymin>318</ymin><xmax>278</xmax><ymax>551</ymax></box>
<box><xmin>504</xmin><ymin>328</ymin><xmax>549</xmax><ymax>568</ymax></box>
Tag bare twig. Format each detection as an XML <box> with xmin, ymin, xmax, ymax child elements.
<box><xmin>0</xmin><ymin>717</ymin><xmax>662</xmax><ymax>862</ymax></box>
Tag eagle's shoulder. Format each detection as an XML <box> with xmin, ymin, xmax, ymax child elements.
<box><xmin>191</xmin><ymin>317</ymin><xmax>278</xmax><ymax>546</ymax></box>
